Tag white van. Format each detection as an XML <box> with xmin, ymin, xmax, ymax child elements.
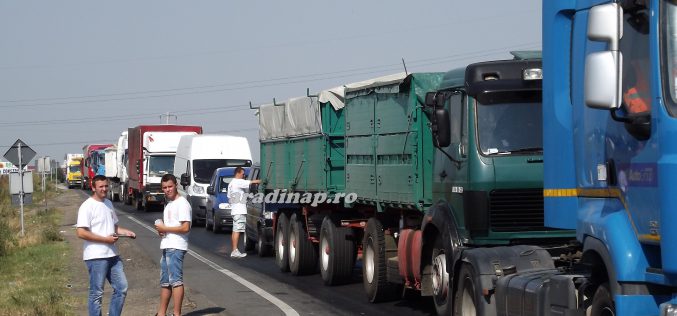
<box><xmin>174</xmin><ymin>134</ymin><xmax>253</xmax><ymax>225</ymax></box>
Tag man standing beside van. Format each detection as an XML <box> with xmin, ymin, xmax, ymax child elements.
<box><xmin>227</xmin><ymin>166</ymin><xmax>261</xmax><ymax>258</ymax></box>
<box><xmin>154</xmin><ymin>174</ymin><xmax>191</xmax><ymax>316</ymax></box>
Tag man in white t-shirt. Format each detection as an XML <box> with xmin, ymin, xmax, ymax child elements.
<box><xmin>76</xmin><ymin>175</ymin><xmax>136</xmax><ymax>316</ymax></box>
<box><xmin>154</xmin><ymin>174</ymin><xmax>191</xmax><ymax>316</ymax></box>
<box><xmin>227</xmin><ymin>166</ymin><xmax>260</xmax><ymax>258</ymax></box>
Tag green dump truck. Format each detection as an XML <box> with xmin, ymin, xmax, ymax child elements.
<box><xmin>255</xmin><ymin>53</ymin><xmax>573</xmax><ymax>314</ymax></box>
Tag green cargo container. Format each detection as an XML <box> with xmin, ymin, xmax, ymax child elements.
<box><xmin>259</xmin><ymin>72</ymin><xmax>441</xmax><ymax>211</ymax></box>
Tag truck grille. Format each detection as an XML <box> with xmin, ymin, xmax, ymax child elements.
<box><xmin>489</xmin><ymin>189</ymin><xmax>546</xmax><ymax>232</ymax></box>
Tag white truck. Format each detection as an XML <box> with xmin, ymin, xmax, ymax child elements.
<box><xmin>104</xmin><ymin>131</ymin><xmax>129</xmax><ymax>202</ymax></box>
<box><xmin>127</xmin><ymin>125</ymin><xmax>203</xmax><ymax>211</ymax></box>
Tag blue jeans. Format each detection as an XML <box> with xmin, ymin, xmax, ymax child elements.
<box><xmin>160</xmin><ymin>248</ymin><xmax>186</xmax><ymax>288</ymax></box>
<box><xmin>85</xmin><ymin>256</ymin><xmax>128</xmax><ymax>316</ymax></box>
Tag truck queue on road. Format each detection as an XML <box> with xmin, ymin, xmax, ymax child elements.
<box><xmin>61</xmin><ymin>1</ymin><xmax>677</xmax><ymax>314</ymax></box>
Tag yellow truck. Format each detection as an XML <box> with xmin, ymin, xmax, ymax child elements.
<box><xmin>65</xmin><ymin>157</ymin><xmax>83</xmax><ymax>189</ymax></box>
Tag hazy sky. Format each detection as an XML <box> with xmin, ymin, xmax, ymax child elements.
<box><xmin>0</xmin><ymin>0</ymin><xmax>541</xmax><ymax>164</ymax></box>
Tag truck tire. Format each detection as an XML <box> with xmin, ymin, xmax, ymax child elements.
<box><xmin>454</xmin><ymin>262</ymin><xmax>496</xmax><ymax>316</ymax></box>
<box><xmin>135</xmin><ymin>194</ymin><xmax>143</xmax><ymax>211</ymax></box>
<box><xmin>432</xmin><ymin>235</ymin><xmax>452</xmax><ymax>315</ymax></box>
<box><xmin>363</xmin><ymin>218</ymin><xmax>399</xmax><ymax>302</ymax></box>
<box><xmin>256</xmin><ymin>226</ymin><xmax>273</xmax><ymax>257</ymax></box>
<box><xmin>320</xmin><ymin>216</ymin><xmax>355</xmax><ymax>285</ymax></box>
<box><xmin>590</xmin><ymin>283</ymin><xmax>615</xmax><ymax>316</ymax></box>
<box><xmin>244</xmin><ymin>228</ymin><xmax>255</xmax><ymax>252</ymax></box>
<box><xmin>124</xmin><ymin>188</ymin><xmax>132</xmax><ymax>205</ymax></box>
<box><xmin>288</xmin><ymin>213</ymin><xmax>317</xmax><ymax>276</ymax></box>
<box><xmin>275</xmin><ymin>213</ymin><xmax>291</xmax><ymax>272</ymax></box>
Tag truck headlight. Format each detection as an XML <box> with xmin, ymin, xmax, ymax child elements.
<box><xmin>263</xmin><ymin>211</ymin><xmax>273</xmax><ymax>219</ymax></box>
<box><xmin>218</xmin><ymin>203</ymin><xmax>230</xmax><ymax>210</ymax></box>
<box><xmin>193</xmin><ymin>186</ymin><xmax>205</xmax><ymax>194</ymax></box>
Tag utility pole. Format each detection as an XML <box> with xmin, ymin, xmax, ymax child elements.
<box><xmin>160</xmin><ymin>112</ymin><xmax>177</xmax><ymax>124</ymax></box>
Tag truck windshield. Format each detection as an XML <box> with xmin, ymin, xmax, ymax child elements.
<box><xmin>476</xmin><ymin>100</ymin><xmax>542</xmax><ymax>155</ymax></box>
<box><xmin>193</xmin><ymin>159</ymin><xmax>249</xmax><ymax>184</ymax></box>
<box><xmin>664</xmin><ymin>0</ymin><xmax>677</xmax><ymax>115</ymax></box>
<box><xmin>148</xmin><ymin>156</ymin><xmax>175</xmax><ymax>177</ymax></box>
<box><xmin>68</xmin><ymin>166</ymin><xmax>81</xmax><ymax>173</ymax></box>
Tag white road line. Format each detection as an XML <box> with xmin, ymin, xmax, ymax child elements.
<box><xmin>125</xmin><ymin>215</ymin><xmax>300</xmax><ymax>316</ymax></box>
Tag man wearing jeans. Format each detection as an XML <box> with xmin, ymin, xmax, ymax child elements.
<box><xmin>154</xmin><ymin>174</ymin><xmax>191</xmax><ymax>316</ymax></box>
<box><xmin>227</xmin><ymin>166</ymin><xmax>261</xmax><ymax>258</ymax></box>
<box><xmin>76</xmin><ymin>175</ymin><xmax>136</xmax><ymax>316</ymax></box>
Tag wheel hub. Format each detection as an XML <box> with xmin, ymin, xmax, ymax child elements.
<box><xmin>321</xmin><ymin>236</ymin><xmax>330</xmax><ymax>271</ymax></box>
<box><xmin>365</xmin><ymin>239</ymin><xmax>375</xmax><ymax>283</ymax></box>
<box><xmin>432</xmin><ymin>253</ymin><xmax>449</xmax><ymax>298</ymax></box>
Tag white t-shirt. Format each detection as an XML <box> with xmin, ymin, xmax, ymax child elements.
<box><xmin>160</xmin><ymin>196</ymin><xmax>192</xmax><ymax>250</ymax></box>
<box><xmin>228</xmin><ymin>178</ymin><xmax>251</xmax><ymax>215</ymax></box>
<box><xmin>76</xmin><ymin>197</ymin><xmax>119</xmax><ymax>261</ymax></box>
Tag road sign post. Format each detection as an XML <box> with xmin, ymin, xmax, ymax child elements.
<box><xmin>4</xmin><ymin>139</ymin><xmax>36</xmax><ymax>237</ymax></box>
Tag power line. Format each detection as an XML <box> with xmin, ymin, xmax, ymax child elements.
<box><xmin>0</xmin><ymin>104</ymin><xmax>251</xmax><ymax>127</ymax></box>
<box><xmin>0</xmin><ymin>42</ymin><xmax>540</xmax><ymax>109</ymax></box>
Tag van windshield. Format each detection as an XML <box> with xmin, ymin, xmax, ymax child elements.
<box><xmin>193</xmin><ymin>159</ymin><xmax>250</xmax><ymax>184</ymax></box>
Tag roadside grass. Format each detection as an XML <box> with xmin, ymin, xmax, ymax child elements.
<box><xmin>0</xmin><ymin>175</ymin><xmax>75</xmax><ymax>315</ymax></box>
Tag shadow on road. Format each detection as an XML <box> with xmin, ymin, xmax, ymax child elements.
<box><xmin>183</xmin><ymin>307</ymin><xmax>226</xmax><ymax>315</ymax></box>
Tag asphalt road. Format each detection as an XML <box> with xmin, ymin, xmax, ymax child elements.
<box><xmin>108</xmin><ymin>198</ymin><xmax>437</xmax><ymax>316</ymax></box>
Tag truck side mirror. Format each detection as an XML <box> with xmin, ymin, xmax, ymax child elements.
<box><xmin>424</xmin><ymin>92</ymin><xmax>451</xmax><ymax>148</ymax></box>
<box><xmin>180</xmin><ymin>173</ymin><xmax>190</xmax><ymax>187</ymax></box>
<box><xmin>207</xmin><ymin>186</ymin><xmax>214</xmax><ymax>195</ymax></box>
<box><xmin>584</xmin><ymin>3</ymin><xmax>623</xmax><ymax>109</ymax></box>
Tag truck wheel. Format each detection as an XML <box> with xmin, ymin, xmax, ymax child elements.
<box><xmin>363</xmin><ymin>218</ymin><xmax>399</xmax><ymax>302</ymax></box>
<box><xmin>244</xmin><ymin>227</ymin><xmax>255</xmax><ymax>252</ymax></box>
<box><xmin>212</xmin><ymin>214</ymin><xmax>221</xmax><ymax>233</ymax></box>
<box><xmin>256</xmin><ymin>226</ymin><xmax>273</xmax><ymax>257</ymax></box>
<box><xmin>124</xmin><ymin>189</ymin><xmax>131</xmax><ymax>205</ymax></box>
<box><xmin>289</xmin><ymin>213</ymin><xmax>317</xmax><ymax>276</ymax></box>
<box><xmin>136</xmin><ymin>195</ymin><xmax>143</xmax><ymax>211</ymax></box>
<box><xmin>320</xmin><ymin>216</ymin><xmax>355</xmax><ymax>285</ymax></box>
<box><xmin>590</xmin><ymin>283</ymin><xmax>615</xmax><ymax>316</ymax></box>
<box><xmin>432</xmin><ymin>236</ymin><xmax>452</xmax><ymax>315</ymax></box>
<box><xmin>454</xmin><ymin>263</ymin><xmax>480</xmax><ymax>316</ymax></box>
<box><xmin>275</xmin><ymin>213</ymin><xmax>291</xmax><ymax>272</ymax></box>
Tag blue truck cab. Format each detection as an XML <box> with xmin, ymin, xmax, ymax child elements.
<box><xmin>544</xmin><ymin>0</ymin><xmax>677</xmax><ymax>314</ymax></box>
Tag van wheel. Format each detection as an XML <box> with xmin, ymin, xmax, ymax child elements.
<box><xmin>275</xmin><ymin>213</ymin><xmax>290</xmax><ymax>272</ymax></box>
<box><xmin>212</xmin><ymin>214</ymin><xmax>221</xmax><ymax>233</ymax></box>
<box><xmin>205</xmin><ymin>211</ymin><xmax>213</xmax><ymax>230</ymax></box>
<box><xmin>363</xmin><ymin>218</ymin><xmax>399</xmax><ymax>302</ymax></box>
<box><xmin>289</xmin><ymin>213</ymin><xmax>317</xmax><ymax>276</ymax></box>
<box><xmin>320</xmin><ymin>216</ymin><xmax>355</xmax><ymax>285</ymax></box>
